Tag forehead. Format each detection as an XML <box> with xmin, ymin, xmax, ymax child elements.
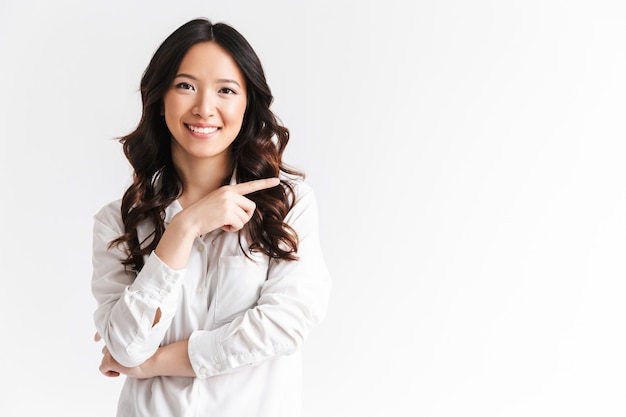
<box><xmin>177</xmin><ymin>41</ymin><xmax>245</xmax><ymax>83</ymax></box>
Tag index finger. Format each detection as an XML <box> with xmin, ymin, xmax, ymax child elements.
<box><xmin>231</xmin><ymin>177</ymin><xmax>280</xmax><ymax>196</ymax></box>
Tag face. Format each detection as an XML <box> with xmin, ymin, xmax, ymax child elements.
<box><xmin>163</xmin><ymin>41</ymin><xmax>247</xmax><ymax>167</ymax></box>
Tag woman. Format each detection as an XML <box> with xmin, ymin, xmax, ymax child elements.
<box><xmin>91</xmin><ymin>18</ymin><xmax>331</xmax><ymax>417</ymax></box>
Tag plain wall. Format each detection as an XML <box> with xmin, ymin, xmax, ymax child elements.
<box><xmin>1</xmin><ymin>0</ymin><xmax>625</xmax><ymax>416</ymax></box>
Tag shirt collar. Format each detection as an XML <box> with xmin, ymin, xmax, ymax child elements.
<box><xmin>164</xmin><ymin>199</ymin><xmax>183</xmax><ymax>225</ymax></box>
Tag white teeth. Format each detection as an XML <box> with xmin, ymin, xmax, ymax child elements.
<box><xmin>187</xmin><ymin>125</ymin><xmax>218</xmax><ymax>134</ymax></box>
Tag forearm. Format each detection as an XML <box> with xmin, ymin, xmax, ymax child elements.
<box><xmin>154</xmin><ymin>215</ymin><xmax>197</xmax><ymax>270</ymax></box>
<box><xmin>98</xmin><ymin>339</ymin><xmax>195</xmax><ymax>379</ymax></box>
<box><xmin>146</xmin><ymin>340</ymin><xmax>195</xmax><ymax>378</ymax></box>
<box><xmin>94</xmin><ymin>252</ymin><xmax>187</xmax><ymax>367</ymax></box>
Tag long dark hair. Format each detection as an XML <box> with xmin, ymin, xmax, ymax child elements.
<box><xmin>110</xmin><ymin>18</ymin><xmax>303</xmax><ymax>272</ymax></box>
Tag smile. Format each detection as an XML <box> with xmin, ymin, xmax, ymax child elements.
<box><xmin>186</xmin><ymin>124</ymin><xmax>219</xmax><ymax>134</ymax></box>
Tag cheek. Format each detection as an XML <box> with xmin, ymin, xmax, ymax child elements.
<box><xmin>230</xmin><ymin>101</ymin><xmax>247</xmax><ymax>125</ymax></box>
<box><xmin>163</xmin><ymin>111</ymin><xmax>176</xmax><ymax>134</ymax></box>
<box><xmin>162</xmin><ymin>97</ymin><xmax>183</xmax><ymax>128</ymax></box>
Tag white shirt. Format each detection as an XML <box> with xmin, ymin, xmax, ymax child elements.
<box><xmin>91</xmin><ymin>179</ymin><xmax>331</xmax><ymax>417</ymax></box>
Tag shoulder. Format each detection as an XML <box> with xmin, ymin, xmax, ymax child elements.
<box><xmin>280</xmin><ymin>177</ymin><xmax>322</xmax><ymax>225</ymax></box>
<box><xmin>283</xmin><ymin>177</ymin><xmax>316</xmax><ymax>204</ymax></box>
<box><xmin>93</xmin><ymin>199</ymin><xmax>123</xmax><ymax>233</ymax></box>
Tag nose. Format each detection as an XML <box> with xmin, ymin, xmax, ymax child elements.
<box><xmin>192</xmin><ymin>92</ymin><xmax>215</xmax><ymax>119</ymax></box>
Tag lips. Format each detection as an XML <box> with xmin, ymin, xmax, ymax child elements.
<box><xmin>185</xmin><ymin>124</ymin><xmax>219</xmax><ymax>134</ymax></box>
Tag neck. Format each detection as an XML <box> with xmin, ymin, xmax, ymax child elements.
<box><xmin>176</xmin><ymin>156</ymin><xmax>233</xmax><ymax>208</ymax></box>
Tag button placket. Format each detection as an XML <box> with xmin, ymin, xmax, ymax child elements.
<box><xmin>194</xmin><ymin>236</ymin><xmax>211</xmax><ymax>307</ymax></box>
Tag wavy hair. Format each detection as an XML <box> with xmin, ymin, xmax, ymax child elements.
<box><xmin>110</xmin><ymin>18</ymin><xmax>303</xmax><ymax>272</ymax></box>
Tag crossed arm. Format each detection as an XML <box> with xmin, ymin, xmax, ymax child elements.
<box><xmin>96</xmin><ymin>332</ymin><xmax>192</xmax><ymax>379</ymax></box>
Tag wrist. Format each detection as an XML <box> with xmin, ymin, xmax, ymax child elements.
<box><xmin>155</xmin><ymin>214</ymin><xmax>197</xmax><ymax>270</ymax></box>
<box><xmin>142</xmin><ymin>348</ymin><xmax>160</xmax><ymax>379</ymax></box>
<box><xmin>169</xmin><ymin>211</ymin><xmax>202</xmax><ymax>239</ymax></box>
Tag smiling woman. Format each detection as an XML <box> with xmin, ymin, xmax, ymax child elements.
<box><xmin>163</xmin><ymin>42</ymin><xmax>248</xmax><ymax>167</ymax></box>
<box><xmin>90</xmin><ymin>18</ymin><xmax>332</xmax><ymax>417</ymax></box>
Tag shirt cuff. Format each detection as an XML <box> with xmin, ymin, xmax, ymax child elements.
<box><xmin>188</xmin><ymin>329</ymin><xmax>229</xmax><ymax>379</ymax></box>
<box><xmin>129</xmin><ymin>251</ymin><xmax>186</xmax><ymax>303</ymax></box>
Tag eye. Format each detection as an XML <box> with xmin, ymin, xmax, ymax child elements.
<box><xmin>175</xmin><ymin>82</ymin><xmax>195</xmax><ymax>91</ymax></box>
<box><xmin>218</xmin><ymin>87</ymin><xmax>236</xmax><ymax>95</ymax></box>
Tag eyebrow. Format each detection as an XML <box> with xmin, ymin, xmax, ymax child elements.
<box><xmin>174</xmin><ymin>73</ymin><xmax>241</xmax><ymax>87</ymax></box>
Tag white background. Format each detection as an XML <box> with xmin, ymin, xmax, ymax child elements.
<box><xmin>1</xmin><ymin>1</ymin><xmax>625</xmax><ymax>416</ymax></box>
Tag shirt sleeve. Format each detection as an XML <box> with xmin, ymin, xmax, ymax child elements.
<box><xmin>91</xmin><ymin>202</ymin><xmax>186</xmax><ymax>367</ymax></box>
<box><xmin>187</xmin><ymin>182</ymin><xmax>332</xmax><ymax>378</ymax></box>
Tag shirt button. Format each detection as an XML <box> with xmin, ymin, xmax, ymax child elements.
<box><xmin>215</xmin><ymin>363</ymin><xmax>223</xmax><ymax>371</ymax></box>
<box><xmin>159</xmin><ymin>289</ymin><xmax>168</xmax><ymax>296</ymax></box>
<box><xmin>196</xmin><ymin>287</ymin><xmax>204</xmax><ymax>294</ymax></box>
<box><xmin>199</xmin><ymin>367</ymin><xmax>208</xmax><ymax>377</ymax></box>
<box><xmin>165</xmin><ymin>274</ymin><xmax>174</xmax><ymax>281</ymax></box>
<box><xmin>197</xmin><ymin>245</ymin><xmax>205</xmax><ymax>252</ymax></box>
